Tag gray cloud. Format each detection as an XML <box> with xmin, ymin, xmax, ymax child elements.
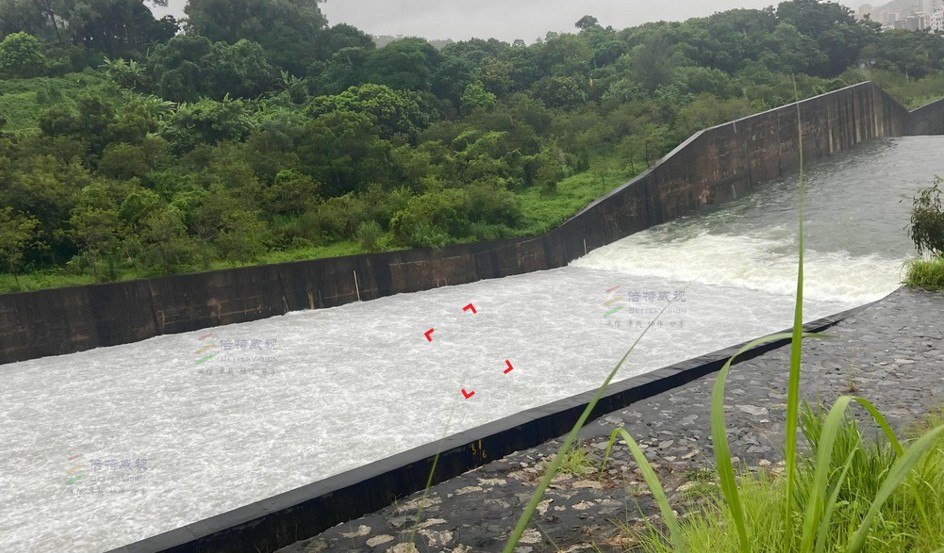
<box><xmin>152</xmin><ymin>0</ymin><xmax>862</xmax><ymax>43</ymax></box>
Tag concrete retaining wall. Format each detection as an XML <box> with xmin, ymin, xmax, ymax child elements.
<box><xmin>907</xmin><ymin>97</ymin><xmax>944</xmax><ymax>136</ymax></box>
<box><xmin>0</xmin><ymin>82</ymin><xmax>937</xmax><ymax>365</ymax></box>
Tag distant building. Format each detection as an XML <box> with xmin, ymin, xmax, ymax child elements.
<box><xmin>891</xmin><ymin>12</ymin><xmax>929</xmax><ymax>30</ymax></box>
<box><xmin>858</xmin><ymin>3</ymin><xmax>873</xmax><ymax>20</ymax></box>
<box><xmin>932</xmin><ymin>8</ymin><xmax>944</xmax><ymax>30</ymax></box>
<box><xmin>869</xmin><ymin>0</ymin><xmax>944</xmax><ymax>29</ymax></box>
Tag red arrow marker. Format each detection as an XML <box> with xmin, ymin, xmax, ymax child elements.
<box><xmin>503</xmin><ymin>360</ymin><xmax>514</xmax><ymax>374</ymax></box>
<box><xmin>424</xmin><ymin>329</ymin><xmax>435</xmax><ymax>342</ymax></box>
<box><xmin>463</xmin><ymin>303</ymin><xmax>477</xmax><ymax>314</ymax></box>
<box><xmin>461</xmin><ymin>389</ymin><xmax>475</xmax><ymax>399</ymax></box>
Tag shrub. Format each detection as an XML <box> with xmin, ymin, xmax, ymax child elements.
<box><xmin>908</xmin><ymin>177</ymin><xmax>944</xmax><ymax>257</ymax></box>
<box><xmin>390</xmin><ymin>188</ymin><xmax>471</xmax><ymax>248</ymax></box>
<box><xmin>0</xmin><ymin>32</ymin><xmax>46</xmax><ymax>78</ymax></box>
<box><xmin>356</xmin><ymin>220</ymin><xmax>383</xmax><ymax>252</ymax></box>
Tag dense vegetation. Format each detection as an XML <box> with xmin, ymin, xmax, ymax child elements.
<box><xmin>1</xmin><ymin>0</ymin><xmax>944</xmax><ymax>291</ymax></box>
<box><xmin>905</xmin><ymin>177</ymin><xmax>944</xmax><ymax>291</ymax></box>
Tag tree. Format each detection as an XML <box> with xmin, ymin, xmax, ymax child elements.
<box><xmin>307</xmin><ymin>46</ymin><xmax>370</xmax><ymax>95</ymax></box>
<box><xmin>161</xmin><ymin>97</ymin><xmax>253</xmax><ymax>154</ymax></box>
<box><xmin>631</xmin><ymin>34</ymin><xmax>681</xmax><ymax>92</ymax></box>
<box><xmin>68</xmin><ymin>186</ymin><xmax>125</xmax><ymax>281</ymax></box>
<box><xmin>1</xmin><ymin>0</ymin><xmax>177</xmax><ymax>59</ymax></box>
<box><xmin>213</xmin><ymin>208</ymin><xmax>268</xmax><ymax>263</ymax></box>
<box><xmin>146</xmin><ymin>36</ymin><xmax>276</xmax><ymax>102</ymax></box>
<box><xmin>0</xmin><ymin>155</ymin><xmax>80</xmax><ymax>264</ymax></box>
<box><xmin>64</xmin><ymin>0</ymin><xmax>177</xmax><ymax>58</ymax></box>
<box><xmin>315</xmin><ymin>23</ymin><xmax>374</xmax><ymax>60</ymax></box>
<box><xmin>101</xmin><ymin>57</ymin><xmax>146</xmax><ymax>90</ymax></box>
<box><xmin>576</xmin><ymin>15</ymin><xmax>600</xmax><ymax>31</ymax></box>
<box><xmin>362</xmin><ymin>37</ymin><xmax>443</xmax><ymax>91</ymax></box>
<box><xmin>0</xmin><ymin>0</ymin><xmax>51</xmax><ymax>41</ymax></box>
<box><xmin>390</xmin><ymin>188</ymin><xmax>471</xmax><ymax>248</ymax></box>
<box><xmin>0</xmin><ymin>31</ymin><xmax>45</xmax><ymax>77</ymax></box>
<box><xmin>531</xmin><ymin>75</ymin><xmax>587</xmax><ymax>108</ymax></box>
<box><xmin>184</xmin><ymin>0</ymin><xmax>326</xmax><ymax>74</ymax></box>
<box><xmin>297</xmin><ymin>109</ymin><xmax>391</xmax><ymax>195</ymax></box>
<box><xmin>759</xmin><ymin>22</ymin><xmax>826</xmax><ymax>74</ymax></box>
<box><xmin>355</xmin><ymin>219</ymin><xmax>382</xmax><ymax>251</ymax></box>
<box><xmin>863</xmin><ymin>30</ymin><xmax>944</xmax><ymax>79</ymax></box>
<box><xmin>306</xmin><ymin>84</ymin><xmax>431</xmax><ymax>141</ymax></box>
<box><xmin>136</xmin><ymin>204</ymin><xmax>195</xmax><ymax>274</ymax></box>
<box><xmin>534</xmin><ymin>33</ymin><xmax>592</xmax><ymax>77</ymax></box>
<box><xmin>0</xmin><ymin>207</ymin><xmax>39</xmax><ymax>284</ymax></box>
<box><xmin>263</xmin><ymin>169</ymin><xmax>320</xmax><ymax>215</ymax></box>
<box><xmin>97</xmin><ymin>142</ymin><xmax>154</xmax><ymax>179</ymax></box>
<box><xmin>775</xmin><ymin>0</ymin><xmax>855</xmax><ymax>39</ymax></box>
<box><xmin>909</xmin><ymin>177</ymin><xmax>944</xmax><ymax>257</ymax></box>
<box><xmin>460</xmin><ymin>81</ymin><xmax>496</xmax><ymax>115</ymax></box>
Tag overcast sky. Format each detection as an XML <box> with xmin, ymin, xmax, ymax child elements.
<box><xmin>151</xmin><ymin>0</ymin><xmax>865</xmax><ymax>43</ymax></box>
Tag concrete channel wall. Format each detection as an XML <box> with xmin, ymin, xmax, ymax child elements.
<box><xmin>907</xmin><ymin>96</ymin><xmax>944</xmax><ymax>136</ymax></box>
<box><xmin>0</xmin><ymin>82</ymin><xmax>938</xmax><ymax>365</ymax></box>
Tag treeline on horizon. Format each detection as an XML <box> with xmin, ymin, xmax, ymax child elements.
<box><xmin>0</xmin><ymin>0</ymin><xmax>943</xmax><ymax>290</ymax></box>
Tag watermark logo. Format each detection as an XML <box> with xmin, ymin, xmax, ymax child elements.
<box><xmin>603</xmin><ymin>286</ymin><xmax>688</xmax><ymax>328</ymax></box>
<box><xmin>64</xmin><ymin>454</ymin><xmax>150</xmax><ymax>495</ymax></box>
<box><xmin>194</xmin><ymin>334</ymin><xmax>281</xmax><ymax>376</ymax></box>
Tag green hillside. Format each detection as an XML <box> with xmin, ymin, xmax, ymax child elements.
<box><xmin>0</xmin><ymin>0</ymin><xmax>943</xmax><ymax>293</ymax></box>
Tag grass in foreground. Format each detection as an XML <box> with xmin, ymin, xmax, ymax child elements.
<box><xmin>630</xmin><ymin>406</ymin><xmax>944</xmax><ymax>553</ymax></box>
<box><xmin>904</xmin><ymin>256</ymin><xmax>944</xmax><ymax>291</ymax></box>
<box><xmin>548</xmin><ymin>443</ymin><xmax>596</xmax><ymax>478</ymax></box>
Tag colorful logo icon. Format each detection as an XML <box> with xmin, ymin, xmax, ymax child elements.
<box><xmin>194</xmin><ymin>332</ymin><xmax>218</xmax><ymax>365</ymax></box>
<box><xmin>65</xmin><ymin>453</ymin><xmax>86</xmax><ymax>485</ymax></box>
<box><xmin>603</xmin><ymin>285</ymin><xmax>626</xmax><ymax>318</ymax></box>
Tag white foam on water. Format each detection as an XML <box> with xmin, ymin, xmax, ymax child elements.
<box><xmin>572</xmin><ymin>231</ymin><xmax>907</xmax><ymax>305</ymax></box>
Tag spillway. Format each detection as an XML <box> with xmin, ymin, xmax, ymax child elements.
<box><xmin>1</xmin><ymin>136</ymin><xmax>940</xmax><ymax>552</ymax></box>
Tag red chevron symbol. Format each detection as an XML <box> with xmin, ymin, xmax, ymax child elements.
<box><xmin>461</xmin><ymin>389</ymin><xmax>475</xmax><ymax>399</ymax></box>
<box><xmin>503</xmin><ymin>360</ymin><xmax>514</xmax><ymax>374</ymax></box>
<box><xmin>424</xmin><ymin>329</ymin><xmax>435</xmax><ymax>342</ymax></box>
<box><xmin>463</xmin><ymin>303</ymin><xmax>477</xmax><ymax>314</ymax></box>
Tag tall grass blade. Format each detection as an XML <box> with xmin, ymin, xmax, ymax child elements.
<box><xmin>813</xmin><ymin>445</ymin><xmax>859</xmax><ymax>553</ymax></box>
<box><xmin>785</xmin><ymin>75</ymin><xmax>807</xmax><ymax>547</ymax></box>
<box><xmin>407</xmin><ymin>451</ymin><xmax>441</xmax><ymax>546</ymax></box>
<box><xmin>800</xmin><ymin>396</ymin><xmax>855</xmax><ymax>553</ymax></box>
<box><xmin>850</xmin><ymin>396</ymin><xmax>903</xmax><ymax>456</ymax></box>
<box><xmin>501</xmin><ymin>295</ymin><xmax>683</xmax><ymax>553</ymax></box>
<box><xmin>711</xmin><ymin>331</ymin><xmax>820</xmax><ymax>553</ymax></box>
<box><xmin>846</xmin><ymin>423</ymin><xmax>944</xmax><ymax>553</ymax></box>
<box><xmin>601</xmin><ymin>427</ymin><xmax>687</xmax><ymax>553</ymax></box>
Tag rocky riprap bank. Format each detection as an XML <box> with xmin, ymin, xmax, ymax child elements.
<box><xmin>277</xmin><ymin>288</ymin><xmax>944</xmax><ymax>553</ymax></box>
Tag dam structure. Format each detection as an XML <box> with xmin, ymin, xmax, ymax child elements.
<box><xmin>1</xmin><ymin>83</ymin><xmax>943</xmax><ymax>553</ymax></box>
<box><xmin>1</xmin><ymin>81</ymin><xmax>942</xmax><ymax>365</ymax></box>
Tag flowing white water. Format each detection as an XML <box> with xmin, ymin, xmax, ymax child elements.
<box><xmin>0</xmin><ymin>137</ymin><xmax>940</xmax><ymax>552</ymax></box>
<box><xmin>574</xmin><ymin>232</ymin><xmax>905</xmax><ymax>304</ymax></box>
